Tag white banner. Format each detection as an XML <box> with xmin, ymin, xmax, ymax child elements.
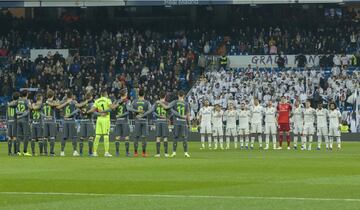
<box><xmin>30</xmin><ymin>49</ymin><xmax>69</xmax><ymax>61</ymax></box>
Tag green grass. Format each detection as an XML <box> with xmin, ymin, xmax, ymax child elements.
<box><xmin>0</xmin><ymin>141</ymin><xmax>360</xmax><ymax>210</ymax></box>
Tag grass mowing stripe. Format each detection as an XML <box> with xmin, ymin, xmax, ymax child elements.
<box><xmin>1</xmin><ymin>192</ymin><xmax>360</xmax><ymax>202</ymax></box>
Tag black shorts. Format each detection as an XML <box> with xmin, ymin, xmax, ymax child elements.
<box><xmin>43</xmin><ymin>122</ymin><xmax>57</xmax><ymax>138</ymax></box>
<box><xmin>63</xmin><ymin>120</ymin><xmax>77</xmax><ymax>139</ymax></box>
<box><xmin>31</xmin><ymin>123</ymin><xmax>43</xmax><ymax>139</ymax></box>
<box><xmin>16</xmin><ymin>121</ymin><xmax>30</xmax><ymax>139</ymax></box>
<box><xmin>7</xmin><ymin>121</ymin><xmax>16</xmax><ymax>137</ymax></box>
<box><xmin>79</xmin><ymin>122</ymin><xmax>95</xmax><ymax>138</ymax></box>
<box><xmin>173</xmin><ymin>123</ymin><xmax>188</xmax><ymax>139</ymax></box>
<box><xmin>134</xmin><ymin>120</ymin><xmax>148</xmax><ymax>137</ymax></box>
<box><xmin>115</xmin><ymin>123</ymin><xmax>130</xmax><ymax>137</ymax></box>
<box><xmin>156</xmin><ymin>121</ymin><xmax>169</xmax><ymax>138</ymax></box>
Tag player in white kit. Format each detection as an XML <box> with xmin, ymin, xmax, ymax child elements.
<box><xmin>315</xmin><ymin>103</ymin><xmax>329</xmax><ymax>150</ymax></box>
<box><xmin>224</xmin><ymin>102</ymin><xmax>238</xmax><ymax>149</ymax></box>
<box><xmin>302</xmin><ymin>100</ymin><xmax>316</xmax><ymax>150</ymax></box>
<box><xmin>238</xmin><ymin>102</ymin><xmax>251</xmax><ymax>149</ymax></box>
<box><xmin>212</xmin><ymin>104</ymin><xmax>224</xmax><ymax>150</ymax></box>
<box><xmin>250</xmin><ymin>99</ymin><xmax>264</xmax><ymax>149</ymax></box>
<box><xmin>264</xmin><ymin>101</ymin><xmax>277</xmax><ymax>150</ymax></box>
<box><xmin>328</xmin><ymin>102</ymin><xmax>342</xmax><ymax>150</ymax></box>
<box><xmin>292</xmin><ymin>100</ymin><xmax>303</xmax><ymax>150</ymax></box>
<box><xmin>198</xmin><ymin>100</ymin><xmax>213</xmax><ymax>149</ymax></box>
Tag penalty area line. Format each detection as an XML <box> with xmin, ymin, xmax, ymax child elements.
<box><xmin>0</xmin><ymin>191</ymin><xmax>359</xmax><ymax>202</ymax></box>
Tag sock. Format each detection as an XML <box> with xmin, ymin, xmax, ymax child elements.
<box><xmin>259</xmin><ymin>135</ymin><xmax>262</xmax><ymax>147</ymax></box>
<box><xmin>309</xmin><ymin>136</ymin><xmax>313</xmax><ymax>149</ymax></box>
<box><xmin>31</xmin><ymin>140</ymin><xmax>36</xmax><ymax>154</ymax></box>
<box><xmin>61</xmin><ymin>138</ymin><xmax>66</xmax><ymax>152</ymax></box>
<box><xmin>164</xmin><ymin>141</ymin><xmax>168</xmax><ymax>154</ymax></box>
<box><xmin>156</xmin><ymin>141</ymin><xmax>161</xmax><ymax>154</ymax></box>
<box><xmin>250</xmin><ymin>136</ymin><xmax>255</xmax><ymax>147</ymax></box>
<box><xmin>38</xmin><ymin>140</ymin><xmax>43</xmax><ymax>154</ymax></box>
<box><xmin>24</xmin><ymin>139</ymin><xmax>29</xmax><ymax>153</ymax></box>
<box><xmin>272</xmin><ymin>134</ymin><xmax>277</xmax><ymax>148</ymax></box>
<box><xmin>141</xmin><ymin>137</ymin><xmax>147</xmax><ymax>153</ymax></box>
<box><xmin>183</xmin><ymin>139</ymin><xmax>188</xmax><ymax>153</ymax></box>
<box><xmin>219</xmin><ymin>136</ymin><xmax>223</xmax><ymax>147</ymax></box>
<box><xmin>72</xmin><ymin>138</ymin><xmax>77</xmax><ymax>151</ymax></box>
<box><xmin>317</xmin><ymin>135</ymin><xmax>322</xmax><ymax>148</ymax></box>
<box><xmin>201</xmin><ymin>135</ymin><xmax>205</xmax><ymax>147</ymax></box>
<box><xmin>88</xmin><ymin>140</ymin><xmax>93</xmax><ymax>155</ymax></box>
<box><xmin>173</xmin><ymin>138</ymin><xmax>178</xmax><ymax>152</ymax></box>
<box><xmin>226</xmin><ymin>136</ymin><xmax>230</xmax><ymax>148</ymax></box>
<box><xmin>294</xmin><ymin>135</ymin><xmax>298</xmax><ymax>146</ymax></box>
<box><xmin>134</xmin><ymin>137</ymin><xmax>139</xmax><ymax>153</ymax></box>
<box><xmin>104</xmin><ymin>135</ymin><xmax>109</xmax><ymax>153</ymax></box>
<box><xmin>125</xmin><ymin>141</ymin><xmax>130</xmax><ymax>154</ymax></box>
<box><xmin>301</xmin><ymin>136</ymin><xmax>306</xmax><ymax>148</ymax></box>
<box><xmin>245</xmin><ymin>136</ymin><xmax>249</xmax><ymax>147</ymax></box>
<box><xmin>208</xmin><ymin>136</ymin><xmax>212</xmax><ymax>147</ymax></box>
<box><xmin>329</xmin><ymin>136</ymin><xmax>333</xmax><ymax>148</ymax></box>
<box><xmin>324</xmin><ymin>136</ymin><xmax>329</xmax><ymax>148</ymax></box>
<box><xmin>7</xmin><ymin>140</ymin><xmax>12</xmax><ymax>154</ymax></box>
<box><xmin>93</xmin><ymin>135</ymin><xmax>100</xmax><ymax>154</ymax></box>
<box><xmin>337</xmin><ymin>137</ymin><xmax>341</xmax><ymax>147</ymax></box>
<box><xmin>265</xmin><ymin>134</ymin><xmax>270</xmax><ymax>146</ymax></box>
<box><xmin>115</xmin><ymin>141</ymin><xmax>120</xmax><ymax>154</ymax></box>
<box><xmin>43</xmin><ymin>139</ymin><xmax>48</xmax><ymax>154</ymax></box>
<box><xmin>279</xmin><ymin>134</ymin><xmax>283</xmax><ymax>147</ymax></box>
<box><xmin>79</xmin><ymin>139</ymin><xmax>84</xmax><ymax>154</ymax></box>
<box><xmin>234</xmin><ymin>136</ymin><xmax>238</xmax><ymax>148</ymax></box>
<box><xmin>50</xmin><ymin>137</ymin><xmax>55</xmax><ymax>154</ymax></box>
<box><xmin>240</xmin><ymin>136</ymin><xmax>244</xmax><ymax>147</ymax></box>
<box><xmin>213</xmin><ymin>136</ymin><xmax>218</xmax><ymax>148</ymax></box>
<box><xmin>16</xmin><ymin>139</ymin><xmax>20</xmax><ymax>153</ymax></box>
<box><xmin>286</xmin><ymin>134</ymin><xmax>290</xmax><ymax>147</ymax></box>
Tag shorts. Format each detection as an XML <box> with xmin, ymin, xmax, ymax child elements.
<box><xmin>31</xmin><ymin>123</ymin><xmax>43</xmax><ymax>139</ymax></box>
<box><xmin>173</xmin><ymin>123</ymin><xmax>188</xmax><ymax>139</ymax></box>
<box><xmin>317</xmin><ymin>126</ymin><xmax>328</xmax><ymax>136</ymax></box>
<box><xmin>63</xmin><ymin>120</ymin><xmax>77</xmax><ymax>139</ymax></box>
<box><xmin>212</xmin><ymin>127</ymin><xmax>223</xmax><ymax>136</ymax></box>
<box><xmin>95</xmin><ymin>118</ymin><xmax>110</xmax><ymax>135</ymax></box>
<box><xmin>329</xmin><ymin>127</ymin><xmax>341</xmax><ymax>137</ymax></box>
<box><xmin>303</xmin><ymin>124</ymin><xmax>314</xmax><ymax>135</ymax></box>
<box><xmin>7</xmin><ymin>121</ymin><xmax>16</xmax><ymax>137</ymax></box>
<box><xmin>265</xmin><ymin>123</ymin><xmax>277</xmax><ymax>135</ymax></box>
<box><xmin>226</xmin><ymin>127</ymin><xmax>237</xmax><ymax>136</ymax></box>
<box><xmin>134</xmin><ymin>121</ymin><xmax>148</xmax><ymax>137</ymax></box>
<box><xmin>156</xmin><ymin>121</ymin><xmax>169</xmax><ymax>138</ymax></box>
<box><xmin>80</xmin><ymin>122</ymin><xmax>95</xmax><ymax>138</ymax></box>
<box><xmin>115</xmin><ymin>123</ymin><xmax>130</xmax><ymax>137</ymax></box>
<box><xmin>251</xmin><ymin>123</ymin><xmax>262</xmax><ymax>134</ymax></box>
<box><xmin>238</xmin><ymin>127</ymin><xmax>250</xmax><ymax>135</ymax></box>
<box><xmin>293</xmin><ymin>124</ymin><xmax>303</xmax><ymax>135</ymax></box>
<box><xmin>200</xmin><ymin>123</ymin><xmax>212</xmax><ymax>134</ymax></box>
<box><xmin>16</xmin><ymin>121</ymin><xmax>30</xmax><ymax>139</ymax></box>
<box><xmin>278</xmin><ymin>123</ymin><xmax>290</xmax><ymax>132</ymax></box>
<box><xmin>43</xmin><ymin>122</ymin><xmax>57</xmax><ymax>138</ymax></box>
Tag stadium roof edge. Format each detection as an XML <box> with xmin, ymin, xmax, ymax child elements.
<box><xmin>0</xmin><ymin>0</ymin><xmax>355</xmax><ymax>8</ymax></box>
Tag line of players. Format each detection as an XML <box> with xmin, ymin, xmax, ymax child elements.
<box><xmin>6</xmin><ymin>89</ymin><xmax>191</xmax><ymax>157</ymax></box>
<box><xmin>198</xmin><ymin>96</ymin><xmax>342</xmax><ymax>150</ymax></box>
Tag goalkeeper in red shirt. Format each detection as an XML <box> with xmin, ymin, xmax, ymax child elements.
<box><xmin>277</xmin><ymin>96</ymin><xmax>292</xmax><ymax>149</ymax></box>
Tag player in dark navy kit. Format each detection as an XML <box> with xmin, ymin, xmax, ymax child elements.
<box><xmin>77</xmin><ymin>92</ymin><xmax>95</xmax><ymax>156</ymax></box>
<box><xmin>30</xmin><ymin>93</ymin><xmax>44</xmax><ymax>156</ymax></box>
<box><xmin>16</xmin><ymin>90</ymin><xmax>32</xmax><ymax>156</ymax></box>
<box><xmin>129</xmin><ymin>89</ymin><xmax>151</xmax><ymax>157</ymax></box>
<box><xmin>6</xmin><ymin>92</ymin><xmax>20</xmax><ymax>156</ymax></box>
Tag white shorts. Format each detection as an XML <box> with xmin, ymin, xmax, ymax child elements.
<box><xmin>251</xmin><ymin>123</ymin><xmax>263</xmax><ymax>134</ymax></box>
<box><xmin>212</xmin><ymin>127</ymin><xmax>223</xmax><ymax>136</ymax></box>
<box><xmin>200</xmin><ymin>123</ymin><xmax>212</xmax><ymax>134</ymax></box>
<box><xmin>329</xmin><ymin>127</ymin><xmax>341</xmax><ymax>137</ymax></box>
<box><xmin>238</xmin><ymin>127</ymin><xmax>249</xmax><ymax>135</ymax></box>
<box><xmin>265</xmin><ymin>123</ymin><xmax>277</xmax><ymax>135</ymax></box>
<box><xmin>293</xmin><ymin>124</ymin><xmax>303</xmax><ymax>135</ymax></box>
<box><xmin>226</xmin><ymin>127</ymin><xmax>237</xmax><ymax>136</ymax></box>
<box><xmin>303</xmin><ymin>124</ymin><xmax>314</xmax><ymax>135</ymax></box>
<box><xmin>317</xmin><ymin>126</ymin><xmax>328</xmax><ymax>136</ymax></box>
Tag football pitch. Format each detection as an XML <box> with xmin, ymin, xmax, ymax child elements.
<box><xmin>0</xmin><ymin>141</ymin><xmax>360</xmax><ymax>210</ymax></box>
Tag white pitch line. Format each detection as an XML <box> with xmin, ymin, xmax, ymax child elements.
<box><xmin>0</xmin><ymin>192</ymin><xmax>360</xmax><ymax>202</ymax></box>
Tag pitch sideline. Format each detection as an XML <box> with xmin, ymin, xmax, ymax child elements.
<box><xmin>0</xmin><ymin>191</ymin><xmax>359</xmax><ymax>202</ymax></box>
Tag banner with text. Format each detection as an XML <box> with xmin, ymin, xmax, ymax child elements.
<box><xmin>30</xmin><ymin>49</ymin><xmax>69</xmax><ymax>61</ymax></box>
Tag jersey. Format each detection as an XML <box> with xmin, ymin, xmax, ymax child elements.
<box><xmin>292</xmin><ymin>106</ymin><xmax>304</xmax><ymax>126</ymax></box>
<box><xmin>16</xmin><ymin>99</ymin><xmax>30</xmax><ymax>122</ymax></box>
<box><xmin>132</xmin><ymin>99</ymin><xmax>151</xmax><ymax>120</ymax></box>
<box><xmin>265</xmin><ymin>107</ymin><xmax>277</xmax><ymax>123</ymax></box>
<box><xmin>42</xmin><ymin>100</ymin><xmax>57</xmax><ymax>121</ymax></box>
<box><xmin>328</xmin><ymin>109</ymin><xmax>341</xmax><ymax>128</ymax></box>
<box><xmin>212</xmin><ymin>110</ymin><xmax>223</xmax><ymax>128</ymax></box>
<box><xmin>6</xmin><ymin>102</ymin><xmax>16</xmax><ymax>122</ymax></box>
<box><xmin>303</xmin><ymin>107</ymin><xmax>315</xmax><ymax>124</ymax></box>
<box><xmin>198</xmin><ymin>106</ymin><xmax>213</xmax><ymax>125</ymax></box>
<box><xmin>238</xmin><ymin>109</ymin><xmax>250</xmax><ymax>129</ymax></box>
<box><xmin>80</xmin><ymin>102</ymin><xmax>94</xmax><ymax>120</ymax></box>
<box><xmin>154</xmin><ymin>102</ymin><xmax>169</xmax><ymax>120</ymax></box>
<box><xmin>93</xmin><ymin>97</ymin><xmax>112</xmax><ymax>120</ymax></box>
<box><xmin>251</xmin><ymin>105</ymin><xmax>264</xmax><ymax>124</ymax></box>
<box><xmin>115</xmin><ymin>99</ymin><xmax>130</xmax><ymax>120</ymax></box>
<box><xmin>171</xmin><ymin>100</ymin><xmax>190</xmax><ymax>125</ymax></box>
<box><xmin>31</xmin><ymin>104</ymin><xmax>42</xmax><ymax>123</ymax></box>
<box><xmin>316</xmin><ymin>108</ymin><xmax>328</xmax><ymax>127</ymax></box>
<box><xmin>224</xmin><ymin>109</ymin><xmax>237</xmax><ymax>129</ymax></box>
<box><xmin>277</xmin><ymin>103</ymin><xmax>292</xmax><ymax>124</ymax></box>
<box><xmin>63</xmin><ymin>101</ymin><xmax>77</xmax><ymax>120</ymax></box>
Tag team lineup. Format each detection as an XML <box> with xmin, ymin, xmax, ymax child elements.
<box><xmin>6</xmin><ymin>89</ymin><xmax>190</xmax><ymax>158</ymax></box>
<box><xmin>5</xmin><ymin>89</ymin><xmax>342</xmax><ymax>158</ymax></box>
